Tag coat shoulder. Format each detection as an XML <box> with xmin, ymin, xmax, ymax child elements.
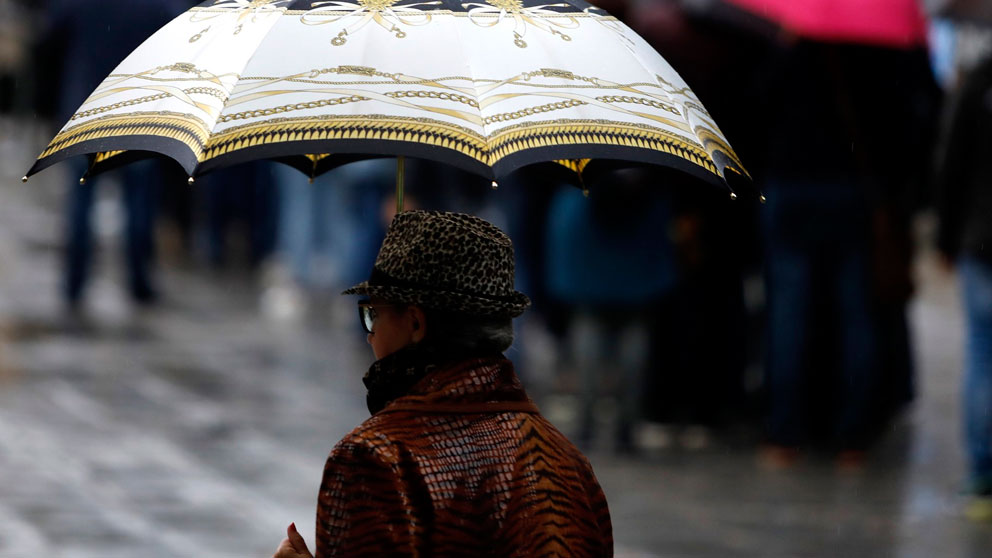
<box><xmin>328</xmin><ymin>413</ymin><xmax>411</xmax><ymax>466</ymax></box>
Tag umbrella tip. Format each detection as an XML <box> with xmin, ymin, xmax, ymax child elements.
<box><xmin>79</xmin><ymin>176</ymin><xmax>87</xmax><ymax>185</ymax></box>
<box><xmin>582</xmin><ymin>188</ymin><xmax>590</xmax><ymax>198</ymax></box>
<box><xmin>21</xmin><ymin>175</ymin><xmax>28</xmax><ymax>183</ymax></box>
<box><xmin>308</xmin><ymin>177</ymin><xmax>314</xmax><ymax>185</ymax></box>
<box><xmin>729</xmin><ymin>191</ymin><xmax>737</xmax><ymax>201</ymax></box>
<box><xmin>760</xmin><ymin>194</ymin><xmax>767</xmax><ymax>204</ymax></box>
<box><xmin>491</xmin><ymin>180</ymin><xmax>498</xmax><ymax>190</ymax></box>
<box><xmin>188</xmin><ymin>176</ymin><xmax>195</xmax><ymax>185</ymax></box>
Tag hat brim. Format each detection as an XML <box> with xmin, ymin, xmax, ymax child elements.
<box><xmin>342</xmin><ymin>281</ymin><xmax>530</xmax><ymax>318</ymax></box>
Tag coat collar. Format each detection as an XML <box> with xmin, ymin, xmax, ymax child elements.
<box><xmin>377</xmin><ymin>356</ymin><xmax>539</xmax><ymax>415</ymax></box>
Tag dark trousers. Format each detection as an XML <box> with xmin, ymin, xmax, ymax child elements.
<box><xmin>64</xmin><ymin>158</ymin><xmax>161</xmax><ymax>305</ymax></box>
<box><xmin>762</xmin><ymin>178</ymin><xmax>878</xmax><ymax>449</ymax></box>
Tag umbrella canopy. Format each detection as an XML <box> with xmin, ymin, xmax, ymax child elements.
<box><xmin>25</xmin><ymin>0</ymin><xmax>746</xmax><ymax>192</ymax></box>
<box><xmin>725</xmin><ymin>0</ymin><xmax>930</xmax><ymax>47</ymax></box>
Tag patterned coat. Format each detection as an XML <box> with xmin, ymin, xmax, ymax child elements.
<box><xmin>314</xmin><ymin>357</ymin><xmax>613</xmax><ymax>557</ymax></box>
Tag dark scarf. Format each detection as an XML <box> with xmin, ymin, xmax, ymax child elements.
<box><xmin>363</xmin><ymin>341</ymin><xmax>452</xmax><ymax>414</ymax></box>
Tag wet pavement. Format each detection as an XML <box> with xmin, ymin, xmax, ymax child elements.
<box><xmin>1</xmin><ymin>117</ymin><xmax>992</xmax><ymax>557</ymax></box>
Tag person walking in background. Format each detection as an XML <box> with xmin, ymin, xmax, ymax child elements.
<box><xmin>39</xmin><ymin>0</ymin><xmax>188</xmax><ymax>309</ymax></box>
<box><xmin>197</xmin><ymin>161</ymin><xmax>278</xmax><ymax>270</ymax></box>
<box><xmin>263</xmin><ymin>160</ymin><xmax>392</xmax><ymax>321</ymax></box>
<box><xmin>544</xmin><ymin>169</ymin><xmax>678</xmax><ymax>453</ymax></box>
<box><xmin>934</xmin><ymin>53</ymin><xmax>992</xmax><ymax>521</ymax></box>
<box><xmin>273</xmin><ymin>211</ymin><xmax>612</xmax><ymax>557</ymax></box>
<box><xmin>629</xmin><ymin>0</ymin><xmax>765</xmax><ymax>435</ymax></box>
<box><xmin>756</xmin><ymin>36</ymin><xmax>937</xmax><ymax>466</ymax></box>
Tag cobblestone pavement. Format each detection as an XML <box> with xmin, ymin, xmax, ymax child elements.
<box><xmin>2</xmin><ymin>118</ymin><xmax>991</xmax><ymax>557</ymax></box>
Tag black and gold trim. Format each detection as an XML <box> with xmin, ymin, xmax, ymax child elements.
<box><xmin>553</xmin><ymin>158</ymin><xmax>589</xmax><ymax>175</ymax></box>
<box><xmin>489</xmin><ymin>120</ymin><xmax>718</xmax><ymax>174</ymax></box>
<box><xmin>198</xmin><ymin>113</ymin><xmax>736</xmax><ymax>184</ymax></box>
<box><xmin>203</xmin><ymin>114</ymin><xmax>487</xmax><ymax>164</ymax></box>
<box><xmin>39</xmin><ymin>112</ymin><xmax>209</xmax><ymax>160</ymax></box>
<box><xmin>28</xmin><ymin>112</ymin><xmax>210</xmax><ymax>176</ymax></box>
<box><xmin>28</xmin><ymin>110</ymin><xmax>741</xmax><ymax>185</ymax></box>
<box><xmin>695</xmin><ymin>127</ymin><xmax>747</xmax><ymax>178</ymax></box>
<box><xmin>28</xmin><ymin>112</ymin><xmax>209</xmax><ymax>175</ymax></box>
<box><xmin>198</xmin><ymin>133</ymin><xmax>493</xmax><ymax>179</ymax></box>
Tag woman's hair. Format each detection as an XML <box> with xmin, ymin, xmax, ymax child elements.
<box><xmin>422</xmin><ymin>307</ymin><xmax>514</xmax><ymax>355</ymax></box>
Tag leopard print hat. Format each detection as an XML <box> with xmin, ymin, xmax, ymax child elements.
<box><xmin>343</xmin><ymin>211</ymin><xmax>531</xmax><ymax>317</ymax></box>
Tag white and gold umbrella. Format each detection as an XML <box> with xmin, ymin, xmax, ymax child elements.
<box><xmin>25</xmin><ymin>0</ymin><xmax>748</xmax><ymax>196</ymax></box>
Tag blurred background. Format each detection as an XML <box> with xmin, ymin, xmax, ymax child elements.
<box><xmin>2</xmin><ymin>0</ymin><xmax>992</xmax><ymax>556</ymax></box>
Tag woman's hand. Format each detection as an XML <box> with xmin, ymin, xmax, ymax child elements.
<box><xmin>273</xmin><ymin>523</ymin><xmax>313</xmax><ymax>558</ymax></box>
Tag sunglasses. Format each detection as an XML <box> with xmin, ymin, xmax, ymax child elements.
<box><xmin>357</xmin><ymin>302</ymin><xmax>400</xmax><ymax>333</ymax></box>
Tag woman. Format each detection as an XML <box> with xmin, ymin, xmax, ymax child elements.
<box><xmin>274</xmin><ymin>210</ymin><xmax>613</xmax><ymax>557</ymax></box>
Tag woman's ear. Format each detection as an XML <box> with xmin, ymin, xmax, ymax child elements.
<box><xmin>409</xmin><ymin>305</ymin><xmax>427</xmax><ymax>343</ymax></box>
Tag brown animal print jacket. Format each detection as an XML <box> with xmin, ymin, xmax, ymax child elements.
<box><xmin>314</xmin><ymin>356</ymin><xmax>613</xmax><ymax>557</ymax></box>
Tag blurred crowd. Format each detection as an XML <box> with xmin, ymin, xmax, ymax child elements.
<box><xmin>1</xmin><ymin>0</ymin><xmax>992</xmax><ymax>509</ymax></box>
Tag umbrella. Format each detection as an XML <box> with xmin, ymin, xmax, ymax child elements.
<box><xmin>24</xmin><ymin>0</ymin><xmax>749</xmax><ymax>202</ymax></box>
<box><xmin>724</xmin><ymin>0</ymin><xmax>930</xmax><ymax>47</ymax></box>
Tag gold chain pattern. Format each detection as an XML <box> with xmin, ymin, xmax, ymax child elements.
<box><xmin>186</xmin><ymin>87</ymin><xmax>228</xmax><ymax>99</ymax></box>
<box><xmin>484</xmin><ymin>99</ymin><xmax>585</xmax><ymax>125</ymax></box>
<box><xmin>596</xmin><ymin>95</ymin><xmax>680</xmax><ymax>116</ymax></box>
<box><xmin>384</xmin><ymin>90</ymin><xmax>479</xmax><ymax>108</ymax></box>
<box><xmin>71</xmin><ymin>87</ymin><xmax>229</xmax><ymax>121</ymax></box>
<box><xmin>238</xmin><ymin>66</ymin><xmax>403</xmax><ymax>83</ymax></box>
<box><xmin>71</xmin><ymin>94</ymin><xmax>170</xmax><ymax>120</ymax></box>
<box><xmin>106</xmin><ymin>74</ymin><xmax>223</xmax><ymax>83</ymax></box>
<box><xmin>218</xmin><ymin>95</ymin><xmax>369</xmax><ymax>122</ymax></box>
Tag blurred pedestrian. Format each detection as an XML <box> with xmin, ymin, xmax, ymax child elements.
<box><xmin>866</xmin><ymin>45</ymin><xmax>939</xmax><ymax>436</ymax></box>
<box><xmin>0</xmin><ymin>0</ymin><xmax>30</xmax><ymax>115</ymax></box>
<box><xmin>196</xmin><ymin>161</ymin><xmax>278</xmax><ymax>269</ymax></box>
<box><xmin>934</xmin><ymin>53</ymin><xmax>992</xmax><ymax>520</ymax></box>
<box><xmin>645</xmin><ymin>182</ymin><xmax>751</xmax><ymax>432</ymax></box>
<box><xmin>273</xmin><ymin>211</ymin><xmax>613</xmax><ymax>557</ymax></box>
<box><xmin>702</xmin><ymin>0</ymin><xmax>935</xmax><ymax>472</ymax></box>
<box><xmin>544</xmin><ymin>170</ymin><xmax>678</xmax><ymax>452</ymax></box>
<box><xmin>263</xmin><ymin>160</ymin><xmax>392</xmax><ymax>321</ymax></box>
<box><xmin>40</xmin><ymin>0</ymin><xmax>188</xmax><ymax>308</ymax></box>
<box><xmin>630</xmin><ymin>0</ymin><xmax>765</xmax><ymax>434</ymax></box>
<box><xmin>758</xmin><ymin>41</ymin><xmax>912</xmax><ymax>464</ymax></box>
<box><xmin>277</xmin><ymin>160</ymin><xmax>391</xmax><ymax>290</ymax></box>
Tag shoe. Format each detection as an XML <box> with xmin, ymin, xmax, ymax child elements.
<box><xmin>131</xmin><ymin>285</ymin><xmax>159</xmax><ymax>306</ymax></box>
<box><xmin>835</xmin><ymin>450</ymin><xmax>868</xmax><ymax>473</ymax></box>
<box><xmin>758</xmin><ymin>444</ymin><xmax>801</xmax><ymax>471</ymax></box>
<box><xmin>679</xmin><ymin>426</ymin><xmax>712</xmax><ymax>451</ymax></box>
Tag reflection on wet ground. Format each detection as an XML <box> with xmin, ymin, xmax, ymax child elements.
<box><xmin>1</xmin><ymin>119</ymin><xmax>991</xmax><ymax>557</ymax></box>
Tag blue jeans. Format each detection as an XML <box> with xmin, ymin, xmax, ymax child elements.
<box><xmin>568</xmin><ymin>308</ymin><xmax>649</xmax><ymax>448</ymax></box>
<box><xmin>762</xmin><ymin>179</ymin><xmax>877</xmax><ymax>448</ymax></box>
<box><xmin>276</xmin><ymin>160</ymin><xmax>391</xmax><ymax>288</ymax></box>
<box><xmin>961</xmin><ymin>257</ymin><xmax>992</xmax><ymax>482</ymax></box>
<box><xmin>199</xmin><ymin>162</ymin><xmax>277</xmax><ymax>267</ymax></box>
<box><xmin>65</xmin><ymin>158</ymin><xmax>161</xmax><ymax>304</ymax></box>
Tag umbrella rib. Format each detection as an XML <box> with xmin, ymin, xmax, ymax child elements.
<box><xmin>201</xmin><ymin>8</ymin><xmax>293</xmax><ymax>167</ymax></box>
<box><xmin>444</xmin><ymin>4</ymin><xmax>493</xmax><ymax>169</ymax></box>
<box><xmin>564</xmin><ymin>3</ymin><xmax>733</xmax><ymax>180</ymax></box>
